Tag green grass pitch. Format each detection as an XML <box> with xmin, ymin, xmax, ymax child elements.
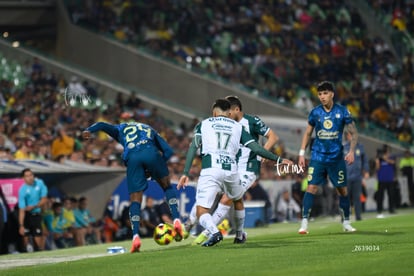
<box><xmin>1</xmin><ymin>209</ymin><xmax>413</xmax><ymax>275</ymax></box>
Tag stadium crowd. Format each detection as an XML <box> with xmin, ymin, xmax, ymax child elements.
<box><xmin>67</xmin><ymin>0</ymin><xmax>414</xmax><ymax>146</ymax></box>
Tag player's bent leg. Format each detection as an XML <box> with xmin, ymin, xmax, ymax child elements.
<box><xmin>336</xmin><ymin>187</ymin><xmax>356</xmax><ymax>232</ymax></box>
<box><xmin>211</xmin><ymin>200</ymin><xmax>232</xmax><ymax>226</ymax></box>
<box><xmin>185</xmin><ymin>203</ymin><xmax>198</xmax><ymax>234</ymax></box>
<box><xmin>232</xmin><ymin>198</ymin><xmax>246</xmax><ymax>242</ymax></box>
<box><xmin>192</xmin><ymin>231</ymin><xmax>209</xmax><ymax>245</ymax></box>
<box><xmin>298</xmin><ymin>185</ymin><xmax>318</xmax><ymax>234</ymax></box>
<box><xmin>198</xmin><ymin>207</ymin><xmax>222</xmax><ymax>247</ymax></box>
<box><xmin>129</xmin><ymin>191</ymin><xmax>143</xmax><ymax>251</ymax></box>
<box><xmin>157</xmin><ymin>176</ymin><xmax>182</xmax><ymax>225</ymax></box>
<box><xmin>173</xmin><ymin>218</ymin><xmax>187</xmax><ymax>242</ymax></box>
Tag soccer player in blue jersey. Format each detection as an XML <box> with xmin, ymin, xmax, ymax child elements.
<box><xmin>83</xmin><ymin>121</ymin><xmax>186</xmax><ymax>253</ymax></box>
<box><xmin>298</xmin><ymin>81</ymin><xmax>358</xmax><ymax>234</ymax></box>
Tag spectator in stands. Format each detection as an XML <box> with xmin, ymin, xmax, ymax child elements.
<box><xmin>397</xmin><ymin>129</ymin><xmax>412</xmax><ymax>144</ymax></box>
<box><xmin>33</xmin><ymin>142</ymin><xmax>50</xmax><ymax>160</ymax></box>
<box><xmin>31</xmin><ymin>57</ymin><xmax>43</xmax><ymax>74</ymax></box>
<box><xmin>51</xmin><ymin>126</ymin><xmax>75</xmax><ymax>161</ymax></box>
<box><xmin>62</xmin><ymin>0</ymin><xmax>410</xmax><ymax>148</ymax></box>
<box><xmin>73</xmin><ymin>197</ymin><xmax>101</xmax><ymax>246</ymax></box>
<box><xmin>0</xmin><ymin>135</ymin><xmax>13</xmax><ymax>160</ymax></box>
<box><xmin>101</xmin><ymin>207</ymin><xmax>119</xmax><ymax>243</ymax></box>
<box><xmin>62</xmin><ymin>197</ymin><xmax>76</xmax><ymax>231</ymax></box>
<box><xmin>43</xmin><ymin>201</ymin><xmax>74</xmax><ymax>249</ymax></box>
<box><xmin>370</xmin><ymin>104</ymin><xmax>391</xmax><ymax>128</ymax></box>
<box><xmin>294</xmin><ymin>93</ymin><xmax>314</xmax><ymax>114</ymax></box>
<box><xmin>0</xmin><ymin>121</ymin><xmax>16</xmax><ymax>153</ymax></box>
<box><xmin>14</xmin><ymin>139</ymin><xmax>35</xmax><ymax>160</ymax></box>
<box><xmin>275</xmin><ymin>188</ymin><xmax>301</xmax><ymax>223</ymax></box>
<box><xmin>140</xmin><ymin>196</ymin><xmax>162</xmax><ymax>238</ymax></box>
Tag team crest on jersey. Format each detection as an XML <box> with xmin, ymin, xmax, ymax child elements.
<box><xmin>323</xmin><ymin>119</ymin><xmax>333</xmax><ymax>129</ymax></box>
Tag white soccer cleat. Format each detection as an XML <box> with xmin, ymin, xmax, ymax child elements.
<box><xmin>298</xmin><ymin>218</ymin><xmax>309</xmax><ymax>235</ymax></box>
<box><xmin>343</xmin><ymin>220</ymin><xmax>356</xmax><ymax>232</ymax></box>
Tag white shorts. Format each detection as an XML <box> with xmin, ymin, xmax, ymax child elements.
<box><xmin>239</xmin><ymin>171</ymin><xmax>257</xmax><ymax>192</ymax></box>
<box><xmin>196</xmin><ymin>168</ymin><xmax>243</xmax><ymax>209</ymax></box>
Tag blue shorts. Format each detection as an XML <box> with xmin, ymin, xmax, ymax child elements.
<box><xmin>125</xmin><ymin>147</ymin><xmax>169</xmax><ymax>194</ymax></box>
<box><xmin>307</xmin><ymin>159</ymin><xmax>347</xmax><ymax>188</ymax></box>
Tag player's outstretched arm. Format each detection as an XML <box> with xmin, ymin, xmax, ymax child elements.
<box><xmin>84</xmin><ymin>122</ymin><xmax>119</xmax><ymax>140</ymax></box>
<box><xmin>246</xmin><ymin>141</ymin><xmax>293</xmax><ymax>165</ymax></box>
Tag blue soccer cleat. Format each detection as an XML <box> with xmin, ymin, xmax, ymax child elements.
<box><xmin>201</xmin><ymin>232</ymin><xmax>223</xmax><ymax>247</ymax></box>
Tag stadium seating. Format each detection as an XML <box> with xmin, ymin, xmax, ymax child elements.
<box><xmin>65</xmin><ymin>0</ymin><xmax>413</xmax><ymax>148</ymax></box>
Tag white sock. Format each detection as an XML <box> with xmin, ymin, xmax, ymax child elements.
<box><xmin>188</xmin><ymin>204</ymin><xmax>198</xmax><ymax>225</ymax></box>
<box><xmin>234</xmin><ymin>209</ymin><xmax>245</xmax><ymax>237</ymax></box>
<box><xmin>199</xmin><ymin>213</ymin><xmax>219</xmax><ymax>235</ymax></box>
<box><xmin>212</xmin><ymin>203</ymin><xmax>231</xmax><ymax>225</ymax></box>
<box><xmin>133</xmin><ymin>234</ymin><xmax>139</xmax><ymax>240</ymax></box>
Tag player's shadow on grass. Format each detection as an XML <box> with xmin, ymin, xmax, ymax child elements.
<box><xmin>337</xmin><ymin>230</ymin><xmax>403</xmax><ymax>236</ymax></box>
<box><xmin>220</xmin><ymin>239</ymin><xmax>317</xmax><ymax>250</ymax></box>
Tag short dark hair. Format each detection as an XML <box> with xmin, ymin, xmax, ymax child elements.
<box><xmin>52</xmin><ymin>202</ymin><xmax>63</xmax><ymax>210</ymax></box>
<box><xmin>21</xmin><ymin>168</ymin><xmax>33</xmax><ymax>177</ymax></box>
<box><xmin>212</xmin><ymin>99</ymin><xmax>231</xmax><ymax>111</ymax></box>
<box><xmin>225</xmin><ymin>95</ymin><xmax>242</xmax><ymax>111</ymax></box>
<box><xmin>317</xmin><ymin>81</ymin><xmax>335</xmax><ymax>93</ymax></box>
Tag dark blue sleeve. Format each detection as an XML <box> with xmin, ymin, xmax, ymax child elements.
<box><xmin>86</xmin><ymin>122</ymin><xmax>119</xmax><ymax>141</ymax></box>
<box><xmin>308</xmin><ymin>109</ymin><xmax>316</xmax><ymax>126</ymax></box>
<box><xmin>154</xmin><ymin>133</ymin><xmax>174</xmax><ymax>161</ymax></box>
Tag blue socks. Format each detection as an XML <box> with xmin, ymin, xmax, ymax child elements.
<box><xmin>339</xmin><ymin>195</ymin><xmax>351</xmax><ymax>220</ymax></box>
<box><xmin>129</xmin><ymin>201</ymin><xmax>141</xmax><ymax>236</ymax></box>
<box><xmin>164</xmin><ymin>186</ymin><xmax>180</xmax><ymax>220</ymax></box>
<box><xmin>302</xmin><ymin>192</ymin><xmax>314</xmax><ymax>219</ymax></box>
<box><xmin>301</xmin><ymin>192</ymin><xmax>351</xmax><ymax>220</ymax></box>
